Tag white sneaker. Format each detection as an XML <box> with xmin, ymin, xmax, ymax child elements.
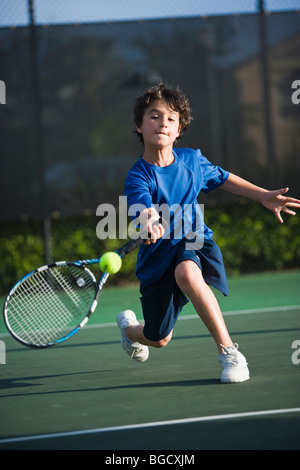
<box><xmin>116</xmin><ymin>310</ymin><xmax>149</xmax><ymax>363</ymax></box>
<box><xmin>219</xmin><ymin>343</ymin><xmax>250</xmax><ymax>384</ymax></box>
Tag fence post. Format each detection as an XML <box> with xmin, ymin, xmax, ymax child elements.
<box><xmin>258</xmin><ymin>0</ymin><xmax>276</xmax><ymax>187</ymax></box>
<box><xmin>28</xmin><ymin>0</ymin><xmax>53</xmax><ymax>263</ymax></box>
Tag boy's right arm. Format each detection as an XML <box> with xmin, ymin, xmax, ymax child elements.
<box><xmin>125</xmin><ymin>165</ymin><xmax>165</xmax><ymax>244</ymax></box>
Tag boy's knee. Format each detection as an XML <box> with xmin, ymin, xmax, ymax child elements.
<box><xmin>175</xmin><ymin>260</ymin><xmax>200</xmax><ymax>290</ymax></box>
<box><xmin>151</xmin><ymin>331</ymin><xmax>173</xmax><ymax>348</ymax></box>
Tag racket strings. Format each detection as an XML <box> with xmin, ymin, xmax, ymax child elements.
<box><xmin>12</xmin><ymin>270</ymin><xmax>75</xmax><ymax>343</ymax></box>
<box><xmin>5</xmin><ymin>265</ymin><xmax>96</xmax><ymax>346</ymax></box>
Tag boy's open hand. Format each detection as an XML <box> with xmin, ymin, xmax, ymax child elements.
<box><xmin>261</xmin><ymin>187</ymin><xmax>300</xmax><ymax>223</ymax></box>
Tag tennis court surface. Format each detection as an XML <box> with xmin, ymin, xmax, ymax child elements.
<box><xmin>0</xmin><ymin>271</ymin><xmax>299</xmax><ymax>450</ymax></box>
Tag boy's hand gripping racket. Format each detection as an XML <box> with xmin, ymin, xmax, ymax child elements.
<box><xmin>3</xmin><ymin>234</ymin><xmax>150</xmax><ymax>349</ymax></box>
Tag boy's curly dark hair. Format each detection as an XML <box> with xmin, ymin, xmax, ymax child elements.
<box><xmin>133</xmin><ymin>83</ymin><xmax>192</xmax><ymax>144</ymax></box>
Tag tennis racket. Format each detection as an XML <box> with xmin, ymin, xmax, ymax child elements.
<box><xmin>3</xmin><ymin>236</ymin><xmax>145</xmax><ymax>349</ymax></box>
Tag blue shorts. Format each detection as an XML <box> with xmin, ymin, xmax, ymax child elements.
<box><xmin>140</xmin><ymin>238</ymin><xmax>228</xmax><ymax>342</ymax></box>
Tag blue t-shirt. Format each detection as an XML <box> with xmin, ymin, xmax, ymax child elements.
<box><xmin>124</xmin><ymin>147</ymin><xmax>229</xmax><ymax>284</ymax></box>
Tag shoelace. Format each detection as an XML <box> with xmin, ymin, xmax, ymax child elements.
<box><xmin>130</xmin><ymin>343</ymin><xmax>144</xmax><ymax>358</ymax></box>
<box><xmin>220</xmin><ymin>343</ymin><xmax>239</xmax><ymax>365</ymax></box>
<box><xmin>220</xmin><ymin>343</ymin><xmax>239</xmax><ymax>353</ymax></box>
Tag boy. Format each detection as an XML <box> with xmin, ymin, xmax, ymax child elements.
<box><xmin>117</xmin><ymin>83</ymin><xmax>300</xmax><ymax>383</ymax></box>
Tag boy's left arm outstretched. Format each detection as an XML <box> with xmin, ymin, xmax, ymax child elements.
<box><xmin>221</xmin><ymin>173</ymin><xmax>300</xmax><ymax>223</ymax></box>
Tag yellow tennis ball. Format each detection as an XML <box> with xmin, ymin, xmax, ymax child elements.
<box><xmin>99</xmin><ymin>252</ymin><xmax>122</xmax><ymax>274</ymax></box>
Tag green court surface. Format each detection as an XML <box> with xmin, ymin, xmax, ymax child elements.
<box><xmin>0</xmin><ymin>271</ymin><xmax>299</xmax><ymax>450</ymax></box>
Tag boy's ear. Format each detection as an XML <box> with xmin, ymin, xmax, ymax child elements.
<box><xmin>135</xmin><ymin>124</ymin><xmax>142</xmax><ymax>134</ymax></box>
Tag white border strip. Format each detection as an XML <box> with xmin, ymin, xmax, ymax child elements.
<box><xmin>1</xmin><ymin>407</ymin><xmax>300</xmax><ymax>445</ymax></box>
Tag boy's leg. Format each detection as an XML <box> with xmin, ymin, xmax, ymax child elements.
<box><xmin>175</xmin><ymin>259</ymin><xmax>250</xmax><ymax>383</ymax></box>
<box><xmin>116</xmin><ymin>309</ymin><xmax>173</xmax><ymax>362</ymax></box>
<box><xmin>117</xmin><ymin>259</ymin><xmax>183</xmax><ymax>361</ymax></box>
<box><xmin>126</xmin><ymin>324</ymin><xmax>173</xmax><ymax>348</ymax></box>
<box><xmin>116</xmin><ymin>310</ymin><xmax>149</xmax><ymax>362</ymax></box>
<box><xmin>175</xmin><ymin>260</ymin><xmax>232</xmax><ymax>353</ymax></box>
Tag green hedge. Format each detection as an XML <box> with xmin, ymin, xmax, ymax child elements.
<box><xmin>1</xmin><ymin>202</ymin><xmax>299</xmax><ymax>295</ymax></box>
<box><xmin>205</xmin><ymin>202</ymin><xmax>300</xmax><ymax>275</ymax></box>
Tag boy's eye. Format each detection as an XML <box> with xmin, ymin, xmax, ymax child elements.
<box><xmin>150</xmin><ymin>116</ymin><xmax>175</xmax><ymax>121</ymax></box>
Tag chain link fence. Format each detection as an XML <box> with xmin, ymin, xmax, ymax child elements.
<box><xmin>0</xmin><ymin>1</ymin><xmax>299</xmax><ymax>294</ymax></box>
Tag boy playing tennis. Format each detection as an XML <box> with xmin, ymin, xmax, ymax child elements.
<box><xmin>117</xmin><ymin>83</ymin><xmax>300</xmax><ymax>383</ymax></box>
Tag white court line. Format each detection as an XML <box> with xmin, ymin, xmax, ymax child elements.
<box><xmin>180</xmin><ymin>304</ymin><xmax>300</xmax><ymax>321</ymax></box>
<box><xmin>88</xmin><ymin>304</ymin><xmax>300</xmax><ymax>328</ymax></box>
<box><xmin>0</xmin><ymin>305</ymin><xmax>299</xmax><ymax>337</ymax></box>
<box><xmin>69</xmin><ymin>304</ymin><xmax>300</xmax><ymax>329</ymax></box>
<box><xmin>0</xmin><ymin>407</ymin><xmax>300</xmax><ymax>445</ymax></box>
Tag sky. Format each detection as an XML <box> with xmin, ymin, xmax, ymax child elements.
<box><xmin>1</xmin><ymin>0</ymin><xmax>300</xmax><ymax>27</ymax></box>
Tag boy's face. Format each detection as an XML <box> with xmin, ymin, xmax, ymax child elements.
<box><xmin>136</xmin><ymin>100</ymin><xmax>181</xmax><ymax>149</ymax></box>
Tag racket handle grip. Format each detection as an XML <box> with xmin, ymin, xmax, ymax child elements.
<box><xmin>117</xmin><ymin>217</ymin><xmax>167</xmax><ymax>259</ymax></box>
<box><xmin>117</xmin><ymin>237</ymin><xmax>144</xmax><ymax>258</ymax></box>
